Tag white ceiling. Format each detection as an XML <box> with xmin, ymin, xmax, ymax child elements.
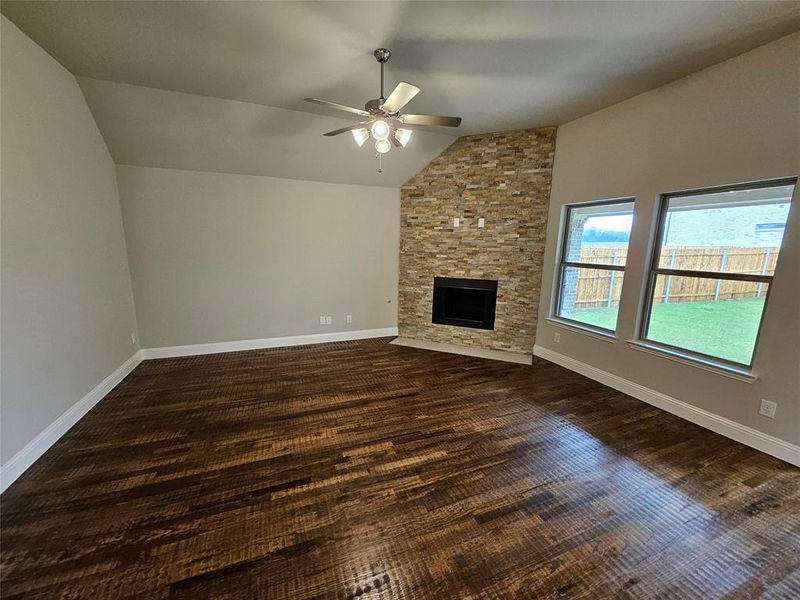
<box><xmin>3</xmin><ymin>1</ymin><xmax>799</xmax><ymax>186</ymax></box>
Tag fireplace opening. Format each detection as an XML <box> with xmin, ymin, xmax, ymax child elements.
<box><xmin>432</xmin><ymin>277</ymin><xmax>497</xmax><ymax>330</ymax></box>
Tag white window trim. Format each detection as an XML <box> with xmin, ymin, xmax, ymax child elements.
<box><xmin>627</xmin><ymin>339</ymin><xmax>757</xmax><ymax>383</ymax></box>
<box><xmin>545</xmin><ymin>317</ymin><xmax>617</xmax><ymax>342</ymax></box>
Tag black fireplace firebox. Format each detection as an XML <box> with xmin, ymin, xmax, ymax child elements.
<box><xmin>432</xmin><ymin>277</ymin><xmax>498</xmax><ymax>330</ymax></box>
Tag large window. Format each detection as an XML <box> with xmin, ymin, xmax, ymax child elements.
<box><xmin>640</xmin><ymin>179</ymin><xmax>795</xmax><ymax>369</ymax></box>
<box><xmin>553</xmin><ymin>199</ymin><xmax>635</xmax><ymax>334</ymax></box>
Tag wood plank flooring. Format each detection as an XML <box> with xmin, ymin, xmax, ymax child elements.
<box><xmin>1</xmin><ymin>338</ymin><xmax>798</xmax><ymax>599</ymax></box>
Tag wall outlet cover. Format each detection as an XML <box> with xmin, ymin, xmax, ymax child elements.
<box><xmin>453</xmin><ymin>217</ymin><xmax>460</xmax><ymax>227</ymax></box>
<box><xmin>554</xmin><ymin>332</ymin><xmax>561</xmax><ymax>343</ymax></box>
<box><xmin>759</xmin><ymin>399</ymin><xmax>777</xmax><ymax>419</ymax></box>
<box><xmin>478</xmin><ymin>218</ymin><xmax>485</xmax><ymax>228</ymax></box>
<box><xmin>325</xmin><ymin>316</ymin><xmax>332</xmax><ymax>325</ymax></box>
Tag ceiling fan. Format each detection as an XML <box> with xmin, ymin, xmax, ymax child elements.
<box><xmin>304</xmin><ymin>48</ymin><xmax>461</xmax><ymax>168</ymax></box>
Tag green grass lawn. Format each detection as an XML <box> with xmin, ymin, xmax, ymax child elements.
<box><xmin>571</xmin><ymin>297</ymin><xmax>765</xmax><ymax>365</ymax></box>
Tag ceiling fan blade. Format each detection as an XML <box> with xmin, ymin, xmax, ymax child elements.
<box><xmin>382</xmin><ymin>82</ymin><xmax>420</xmax><ymax>114</ymax></box>
<box><xmin>304</xmin><ymin>98</ymin><xmax>370</xmax><ymax>117</ymax></box>
<box><xmin>323</xmin><ymin>122</ymin><xmax>370</xmax><ymax>137</ymax></box>
<box><xmin>400</xmin><ymin>114</ymin><xmax>462</xmax><ymax>127</ymax></box>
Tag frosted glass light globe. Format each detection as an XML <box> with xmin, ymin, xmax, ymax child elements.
<box><xmin>370</xmin><ymin>120</ymin><xmax>391</xmax><ymax>141</ymax></box>
<box><xmin>375</xmin><ymin>139</ymin><xmax>391</xmax><ymax>154</ymax></box>
<box><xmin>351</xmin><ymin>128</ymin><xmax>369</xmax><ymax>147</ymax></box>
<box><xmin>394</xmin><ymin>128</ymin><xmax>413</xmax><ymax>147</ymax></box>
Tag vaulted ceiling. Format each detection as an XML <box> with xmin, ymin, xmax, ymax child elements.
<box><xmin>3</xmin><ymin>1</ymin><xmax>799</xmax><ymax>186</ymax></box>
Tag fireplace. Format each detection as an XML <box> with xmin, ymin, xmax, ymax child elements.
<box><xmin>432</xmin><ymin>277</ymin><xmax>497</xmax><ymax>330</ymax></box>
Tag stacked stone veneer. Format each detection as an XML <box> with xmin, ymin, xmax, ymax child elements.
<box><xmin>398</xmin><ymin>127</ymin><xmax>557</xmax><ymax>354</ymax></box>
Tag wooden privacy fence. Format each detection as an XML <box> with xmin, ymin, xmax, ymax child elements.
<box><xmin>574</xmin><ymin>246</ymin><xmax>779</xmax><ymax>308</ymax></box>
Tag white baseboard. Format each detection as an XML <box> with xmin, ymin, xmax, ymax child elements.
<box><xmin>533</xmin><ymin>344</ymin><xmax>800</xmax><ymax>467</ymax></box>
<box><xmin>0</xmin><ymin>351</ymin><xmax>143</xmax><ymax>493</ymax></box>
<box><xmin>391</xmin><ymin>337</ymin><xmax>533</xmax><ymax>365</ymax></box>
<box><xmin>141</xmin><ymin>327</ymin><xmax>399</xmax><ymax>359</ymax></box>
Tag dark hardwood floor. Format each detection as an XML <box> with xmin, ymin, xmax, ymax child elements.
<box><xmin>1</xmin><ymin>338</ymin><xmax>798</xmax><ymax>599</ymax></box>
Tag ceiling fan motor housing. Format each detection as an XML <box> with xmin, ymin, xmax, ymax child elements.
<box><xmin>365</xmin><ymin>98</ymin><xmax>387</xmax><ymax>113</ymax></box>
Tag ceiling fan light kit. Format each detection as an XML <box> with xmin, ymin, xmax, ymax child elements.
<box><xmin>304</xmin><ymin>48</ymin><xmax>462</xmax><ymax>172</ymax></box>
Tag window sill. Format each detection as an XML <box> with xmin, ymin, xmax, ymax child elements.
<box><xmin>546</xmin><ymin>318</ymin><xmax>617</xmax><ymax>343</ymax></box>
<box><xmin>626</xmin><ymin>340</ymin><xmax>757</xmax><ymax>383</ymax></box>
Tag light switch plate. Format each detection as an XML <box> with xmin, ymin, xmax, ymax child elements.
<box><xmin>478</xmin><ymin>218</ymin><xmax>485</xmax><ymax>228</ymax></box>
<box><xmin>346</xmin><ymin>315</ymin><xmax>353</xmax><ymax>324</ymax></box>
<box><xmin>453</xmin><ymin>217</ymin><xmax>460</xmax><ymax>227</ymax></box>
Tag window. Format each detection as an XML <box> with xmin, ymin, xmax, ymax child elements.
<box><xmin>553</xmin><ymin>199</ymin><xmax>635</xmax><ymax>334</ymax></box>
<box><xmin>640</xmin><ymin>179</ymin><xmax>795</xmax><ymax>369</ymax></box>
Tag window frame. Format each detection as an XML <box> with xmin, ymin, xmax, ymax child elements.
<box><xmin>551</xmin><ymin>197</ymin><xmax>636</xmax><ymax>337</ymax></box>
<box><xmin>638</xmin><ymin>177</ymin><xmax>796</xmax><ymax>371</ymax></box>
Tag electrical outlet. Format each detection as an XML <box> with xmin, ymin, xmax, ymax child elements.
<box><xmin>453</xmin><ymin>217</ymin><xmax>460</xmax><ymax>227</ymax></box>
<box><xmin>554</xmin><ymin>332</ymin><xmax>561</xmax><ymax>343</ymax></box>
<box><xmin>130</xmin><ymin>331</ymin><xmax>136</xmax><ymax>345</ymax></box>
<box><xmin>759</xmin><ymin>399</ymin><xmax>777</xmax><ymax>419</ymax></box>
<box><xmin>325</xmin><ymin>316</ymin><xmax>332</xmax><ymax>325</ymax></box>
<box><xmin>478</xmin><ymin>217</ymin><xmax>485</xmax><ymax>228</ymax></box>
<box><xmin>320</xmin><ymin>316</ymin><xmax>326</xmax><ymax>325</ymax></box>
<box><xmin>346</xmin><ymin>315</ymin><xmax>353</xmax><ymax>324</ymax></box>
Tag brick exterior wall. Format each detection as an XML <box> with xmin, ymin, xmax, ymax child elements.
<box><xmin>559</xmin><ymin>213</ymin><xmax>589</xmax><ymax>317</ymax></box>
<box><xmin>398</xmin><ymin>127</ymin><xmax>557</xmax><ymax>354</ymax></box>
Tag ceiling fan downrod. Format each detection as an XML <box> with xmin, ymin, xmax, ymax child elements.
<box><xmin>374</xmin><ymin>48</ymin><xmax>391</xmax><ymax>101</ymax></box>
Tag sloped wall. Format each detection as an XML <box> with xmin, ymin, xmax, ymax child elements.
<box><xmin>398</xmin><ymin>128</ymin><xmax>556</xmax><ymax>354</ymax></box>
<box><xmin>1</xmin><ymin>16</ymin><xmax>139</xmax><ymax>466</ymax></box>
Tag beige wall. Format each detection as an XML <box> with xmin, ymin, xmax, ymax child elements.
<box><xmin>116</xmin><ymin>165</ymin><xmax>399</xmax><ymax>348</ymax></box>
<box><xmin>537</xmin><ymin>33</ymin><xmax>800</xmax><ymax>445</ymax></box>
<box><xmin>1</xmin><ymin>17</ymin><xmax>139</xmax><ymax>463</ymax></box>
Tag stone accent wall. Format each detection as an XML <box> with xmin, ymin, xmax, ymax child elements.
<box><xmin>398</xmin><ymin>127</ymin><xmax>556</xmax><ymax>354</ymax></box>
